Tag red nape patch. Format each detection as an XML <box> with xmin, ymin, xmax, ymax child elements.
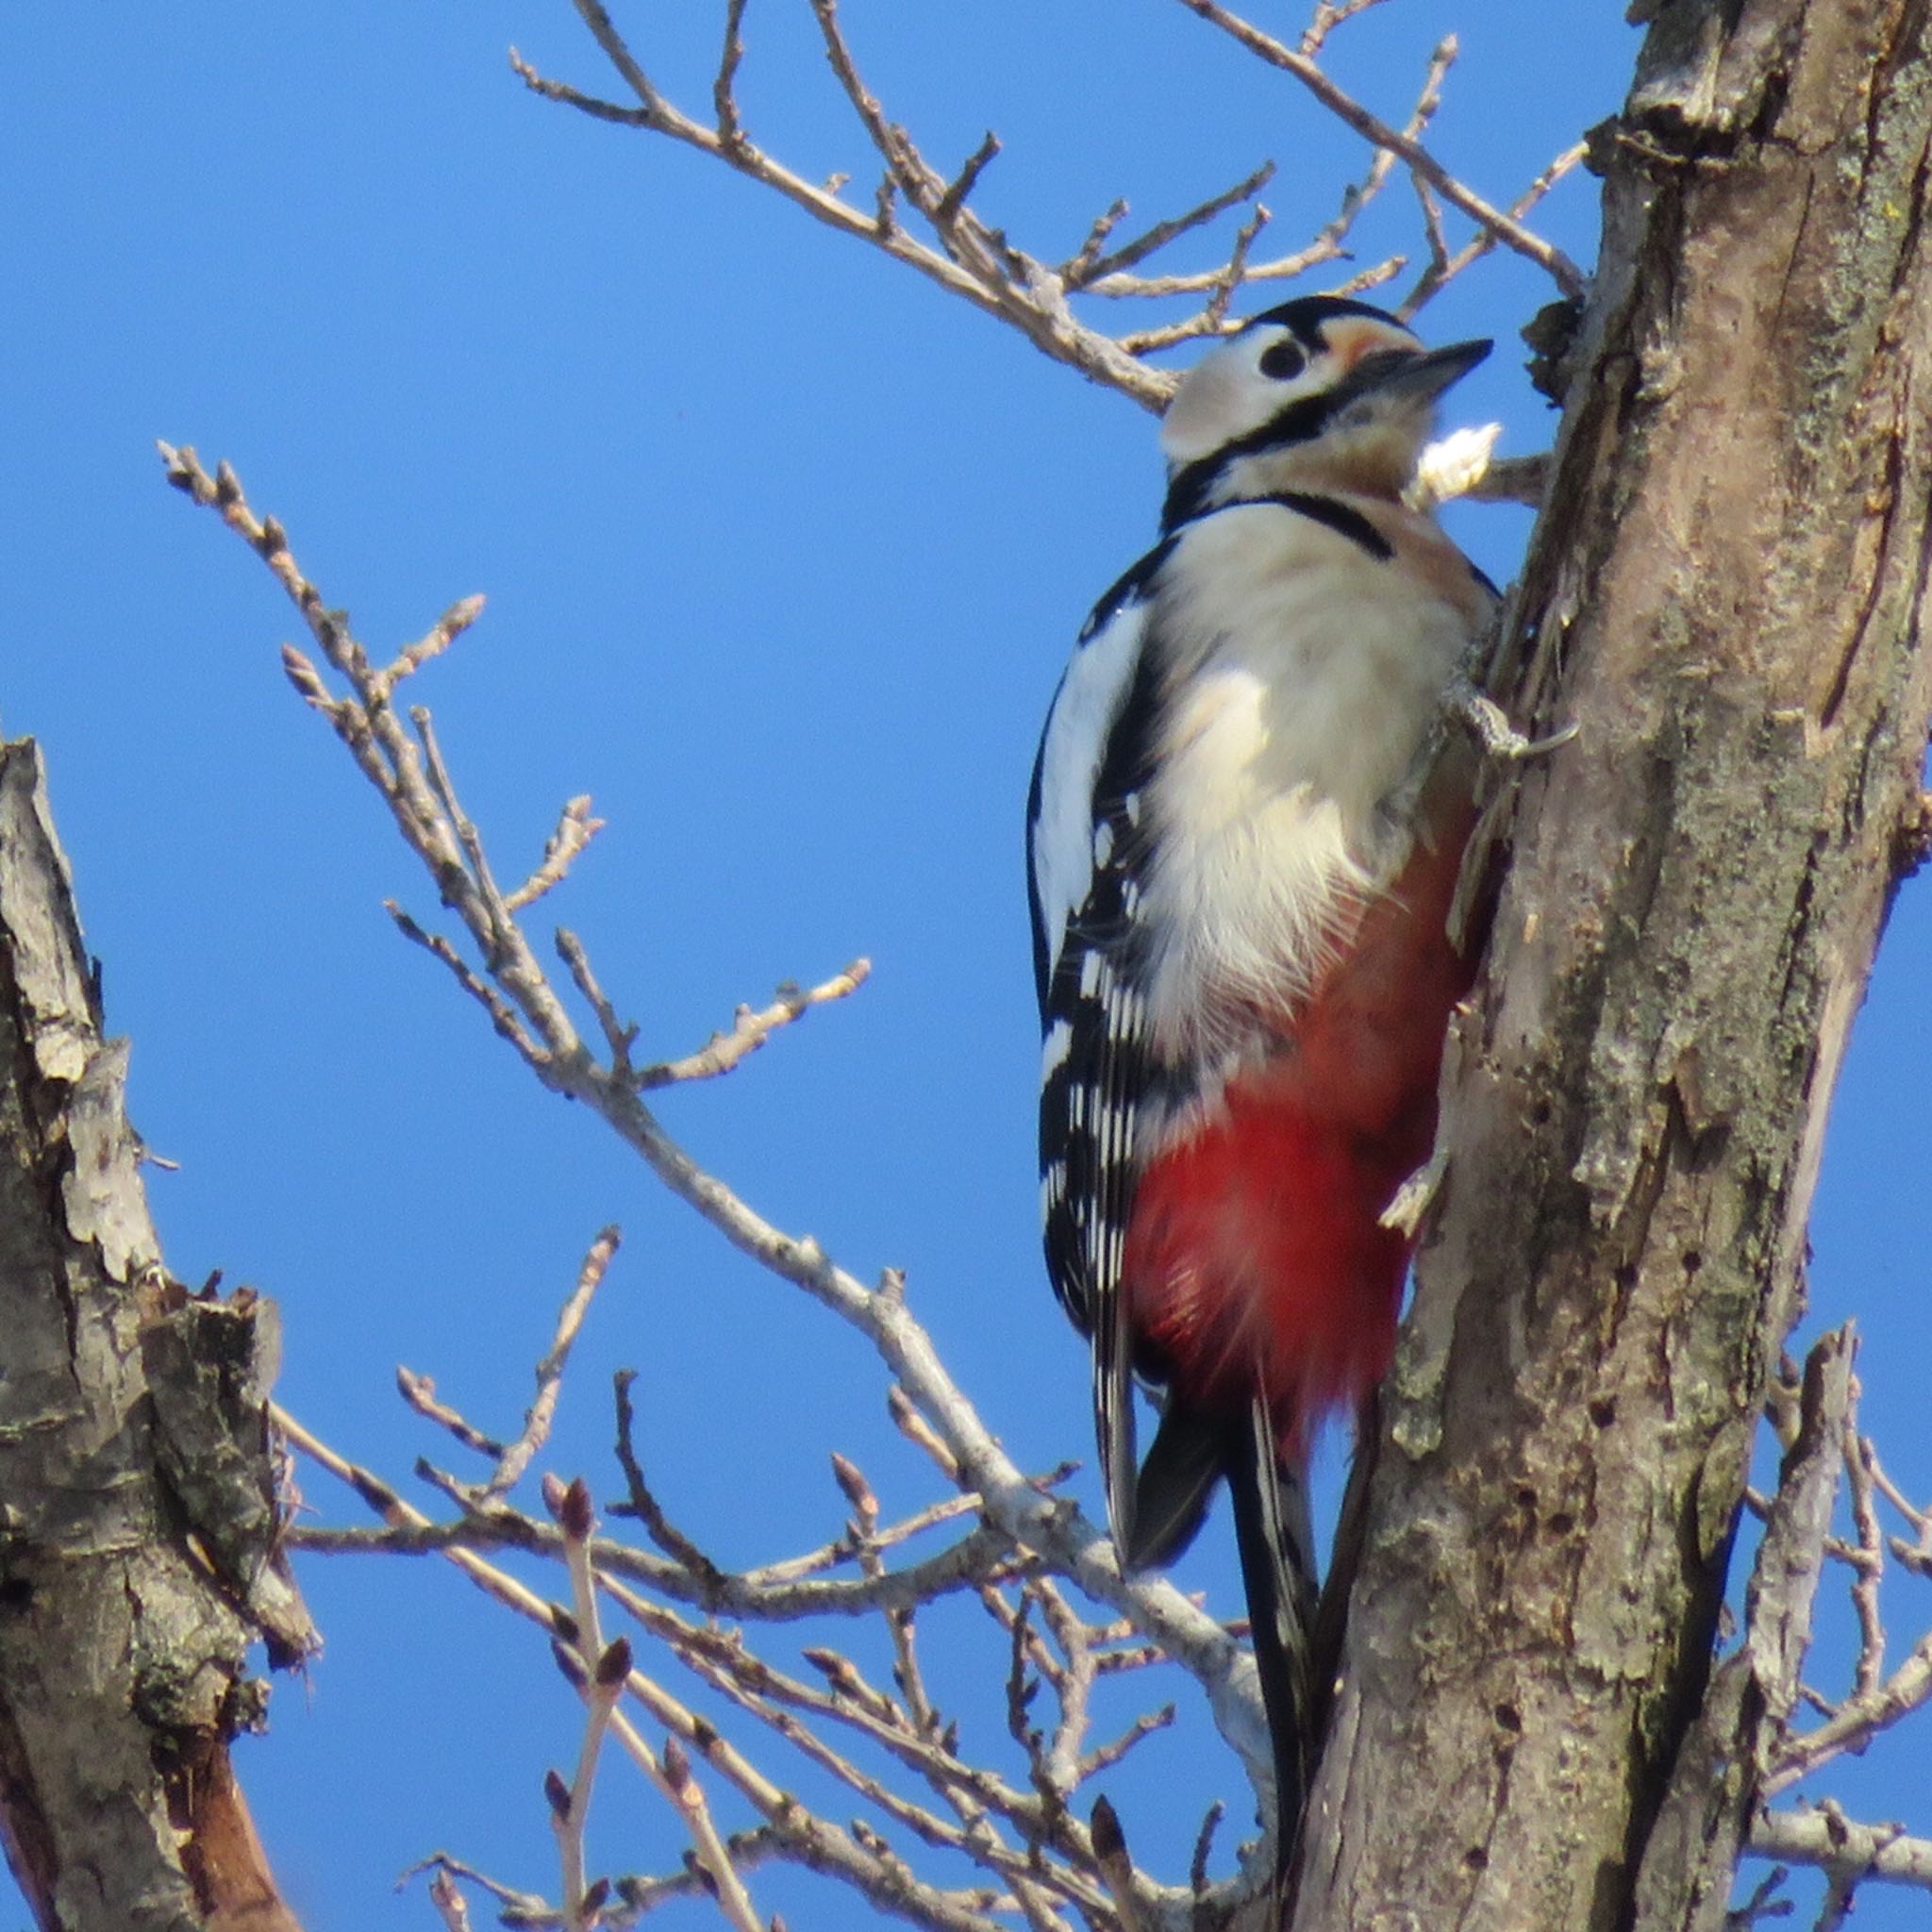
<box><xmin>1123</xmin><ymin>1085</ymin><xmax>1421</xmax><ymax>1463</ymax></box>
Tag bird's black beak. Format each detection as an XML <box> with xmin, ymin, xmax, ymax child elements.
<box><xmin>1349</xmin><ymin>337</ymin><xmax>1492</xmax><ymax>406</ymax></box>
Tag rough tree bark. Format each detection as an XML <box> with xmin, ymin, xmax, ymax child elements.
<box><xmin>0</xmin><ymin>742</ymin><xmax>310</xmax><ymax>1932</ymax></box>
<box><xmin>1294</xmin><ymin>5</ymin><xmax>1932</xmax><ymax>1930</ymax></box>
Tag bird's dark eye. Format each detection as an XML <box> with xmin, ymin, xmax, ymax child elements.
<box><xmin>1258</xmin><ymin>340</ymin><xmax>1307</xmax><ymax>380</ymax></box>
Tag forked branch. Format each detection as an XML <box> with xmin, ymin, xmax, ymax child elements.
<box><xmin>509</xmin><ymin>0</ymin><xmax>1582</xmax><ymax>475</ymax></box>
<box><xmin>170</xmin><ymin>447</ymin><xmax>1278</xmax><ymax>1929</ymax></box>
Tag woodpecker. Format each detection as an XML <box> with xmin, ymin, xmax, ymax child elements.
<box><xmin>1026</xmin><ymin>294</ymin><xmax>1496</xmax><ymax>1860</ymax></box>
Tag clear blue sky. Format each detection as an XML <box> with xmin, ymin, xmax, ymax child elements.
<box><xmin>5</xmin><ymin>7</ymin><xmax>1927</xmax><ymax>1928</ymax></box>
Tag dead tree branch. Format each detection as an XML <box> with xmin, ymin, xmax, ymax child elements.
<box><xmin>0</xmin><ymin>741</ymin><xmax>311</xmax><ymax>1929</ymax></box>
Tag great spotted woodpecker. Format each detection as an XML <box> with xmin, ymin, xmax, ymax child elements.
<box><xmin>1026</xmin><ymin>294</ymin><xmax>1496</xmax><ymax>1860</ymax></box>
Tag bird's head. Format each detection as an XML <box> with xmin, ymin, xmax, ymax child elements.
<box><xmin>1158</xmin><ymin>296</ymin><xmax>1491</xmax><ymax>525</ymax></box>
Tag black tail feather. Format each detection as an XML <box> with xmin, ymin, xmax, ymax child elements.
<box><xmin>1123</xmin><ymin>1397</ymin><xmax>1224</xmax><ymax>1570</ymax></box>
<box><xmin>1093</xmin><ymin>1282</ymin><xmax>1141</xmax><ymax>1564</ymax></box>
<box><xmin>1108</xmin><ymin>1389</ymin><xmax>1321</xmax><ymax>1872</ymax></box>
<box><xmin>1224</xmin><ymin>1393</ymin><xmax>1318</xmax><ymax>1873</ymax></box>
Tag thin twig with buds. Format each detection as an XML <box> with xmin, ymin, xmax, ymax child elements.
<box><xmin>504</xmin><ymin>0</ymin><xmax>1583</xmax><ymax>470</ymax></box>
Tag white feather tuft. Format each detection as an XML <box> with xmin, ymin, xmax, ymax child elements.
<box><xmin>1408</xmin><ymin>422</ymin><xmax>1503</xmax><ymax>508</ymax></box>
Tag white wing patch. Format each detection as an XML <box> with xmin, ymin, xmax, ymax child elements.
<box><xmin>1040</xmin><ymin>1017</ymin><xmax>1073</xmax><ymax>1080</ymax></box>
<box><xmin>1029</xmin><ymin>598</ymin><xmax>1151</xmax><ymax>990</ymax></box>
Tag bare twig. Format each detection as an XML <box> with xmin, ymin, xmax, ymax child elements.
<box><xmin>936</xmin><ymin>132</ymin><xmax>1001</xmax><ymax>229</ymax></box>
<box><xmin>1301</xmin><ymin>0</ymin><xmax>1392</xmax><ymax>59</ymax></box>
<box><xmin>280</xmin><ymin>1337</ymin><xmax>1175</xmax><ymax>1923</ymax></box>
<box><xmin>633</xmin><ymin>959</ymin><xmax>871</xmax><ymax>1088</ymax></box>
<box><xmin>406</xmin><ymin>1854</ymin><xmax>544</xmax><ymax>1924</ymax></box>
<box><xmin>1118</xmin><ymin>201</ymin><xmax>1273</xmax><ymax>355</ymax></box>
<box><xmin>1868</xmin><ymin>1444</ymin><xmax>1932</xmax><ymax>1576</ymax></box>
<box><xmin>609</xmin><ymin>1368</ymin><xmax>731</xmax><ymax>1597</ymax></box>
<box><xmin>280</xmin><ymin>1411</ymin><xmax>976</xmax><ymax>1929</ymax></box>
<box><xmin>746</xmin><ymin>1487</ymin><xmax>995</xmax><ymax>1587</ymax></box>
<box><xmin>372</xmin><ymin>593</ymin><xmax>487</xmax><ymax>702</ymax></box>
<box><xmin>1843</xmin><ymin>1419</ymin><xmax>1888</xmax><ymax>1697</ymax></box>
<box><xmin>1767</xmin><ymin>1633</ymin><xmax>1932</xmax><ymax>1794</ymax></box>
<box><xmin>889</xmin><ymin>1381</ymin><xmax>964</xmax><ymax>1484</ymax></box>
<box><xmin>1078</xmin><ymin>1704</ymin><xmax>1177</xmax><ymax>1781</ymax></box>
<box><xmin>1638</xmin><ymin>1331</ymin><xmax>1857</xmax><ymax>1921</ymax></box>
<box><xmin>506</xmin><ymin>796</ymin><xmax>606</xmax><ymax>912</ymax></box>
<box><xmin>598</xmin><ymin>1572</ymin><xmax>1097</xmax><ymax>1888</ymax></box>
<box><xmin>713</xmin><ymin>0</ymin><xmax>747</xmax><ymax>151</ymax></box>
<box><xmin>555</xmin><ymin>927</ymin><xmax>636</xmax><ymax>1073</ymax></box>
<box><xmin>1724</xmin><ymin>1864</ymin><xmax>1792</xmax><ymax>1928</ymax></box>
<box><xmin>1173</xmin><ymin>2</ymin><xmax>1587</xmax><ymax>295</ymax></box>
<box><xmin>508</xmin><ymin>2</ymin><xmax>1583</xmax><ymax>419</ymax></box>
<box><xmin>516</xmin><ymin>5</ymin><xmax>1161</xmax><ymax>403</ymax></box>
<box><xmin>484</xmin><ymin>1227</ymin><xmax>622</xmax><ymax>1499</ymax></box>
<box><xmin>388</xmin><ymin>901</ymin><xmax>546</xmax><ymax>1062</ymax></box>
<box><xmin>1068</xmin><ymin>160</ymin><xmax>1274</xmax><ymax>290</ymax></box>
<box><xmin>427</xmin><ymin>1865</ymin><xmax>475</xmax><ymax>1932</ymax></box>
<box><xmin>1750</xmin><ymin>1803</ymin><xmax>1932</xmax><ymax>1894</ymax></box>
<box><xmin>396</xmin><ymin>1368</ymin><xmax>502</xmax><ymax>1458</ymax></box>
<box><xmin>621</xmin><ymin>1722</ymin><xmax>763</xmax><ymax>1932</ymax></box>
<box><xmin>544</xmin><ymin>1476</ymin><xmax>623</xmax><ymax>1932</ymax></box>
<box><xmin>1190</xmin><ymin>1802</ymin><xmax>1224</xmax><ymax>1901</ymax></box>
<box><xmin>1402</xmin><ymin>140</ymin><xmax>1588</xmax><ymax>315</ymax></box>
<box><xmin>289</xmin><ymin>1486</ymin><xmax>1029</xmax><ymax>1624</ymax></box>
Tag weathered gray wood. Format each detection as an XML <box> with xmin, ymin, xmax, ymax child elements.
<box><xmin>1290</xmin><ymin>4</ymin><xmax>1932</xmax><ymax>1927</ymax></box>
<box><xmin>0</xmin><ymin>739</ymin><xmax>306</xmax><ymax>1932</ymax></box>
<box><xmin>1631</xmin><ymin>1328</ymin><xmax>1854</xmax><ymax>1932</ymax></box>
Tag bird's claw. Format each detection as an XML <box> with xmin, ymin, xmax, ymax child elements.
<box><xmin>1455</xmin><ymin>688</ymin><xmax>1577</xmax><ymax>764</ymax></box>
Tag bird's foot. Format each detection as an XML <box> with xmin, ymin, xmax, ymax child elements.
<box><xmin>1451</xmin><ymin>680</ymin><xmax>1577</xmax><ymax>764</ymax></box>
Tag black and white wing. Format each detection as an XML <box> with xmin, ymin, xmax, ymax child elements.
<box><xmin>1026</xmin><ymin>541</ymin><xmax>1171</xmax><ymax>1546</ymax></box>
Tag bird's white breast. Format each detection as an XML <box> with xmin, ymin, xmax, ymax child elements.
<box><xmin>1141</xmin><ymin>501</ymin><xmax>1476</xmax><ymax>1055</ymax></box>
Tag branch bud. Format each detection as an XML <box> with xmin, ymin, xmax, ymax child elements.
<box><xmin>829</xmin><ymin>1452</ymin><xmax>876</xmax><ymax>1521</ymax></box>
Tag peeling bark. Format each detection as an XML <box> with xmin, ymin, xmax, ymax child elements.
<box><xmin>1291</xmin><ymin>3</ymin><xmax>1932</xmax><ymax>1928</ymax></box>
<box><xmin>0</xmin><ymin>740</ymin><xmax>308</xmax><ymax>1932</ymax></box>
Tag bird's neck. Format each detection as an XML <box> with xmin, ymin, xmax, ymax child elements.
<box><xmin>1227</xmin><ymin>433</ymin><xmax>1417</xmax><ymax>505</ymax></box>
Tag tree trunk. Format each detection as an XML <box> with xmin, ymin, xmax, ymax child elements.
<box><xmin>0</xmin><ymin>740</ymin><xmax>308</xmax><ymax>1932</ymax></box>
<box><xmin>1293</xmin><ymin>4</ymin><xmax>1932</xmax><ymax>1927</ymax></box>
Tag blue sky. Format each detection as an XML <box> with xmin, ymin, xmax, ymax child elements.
<box><xmin>5</xmin><ymin>6</ymin><xmax>1928</xmax><ymax>1928</ymax></box>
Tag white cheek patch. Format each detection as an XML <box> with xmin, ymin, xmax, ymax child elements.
<box><xmin>1160</xmin><ymin>349</ymin><xmax>1258</xmax><ymax>465</ymax></box>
